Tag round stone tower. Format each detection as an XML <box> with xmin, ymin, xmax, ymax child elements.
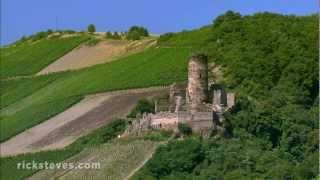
<box><xmin>186</xmin><ymin>54</ymin><xmax>209</xmax><ymax>113</ymax></box>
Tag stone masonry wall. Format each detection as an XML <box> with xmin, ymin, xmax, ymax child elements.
<box><xmin>186</xmin><ymin>54</ymin><xmax>209</xmax><ymax>114</ymax></box>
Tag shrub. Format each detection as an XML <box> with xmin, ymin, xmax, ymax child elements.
<box><xmin>113</xmin><ymin>32</ymin><xmax>121</xmax><ymax>39</ymax></box>
<box><xmin>85</xmin><ymin>38</ymin><xmax>100</xmax><ymax>46</ymax></box>
<box><xmin>126</xmin><ymin>26</ymin><xmax>149</xmax><ymax>40</ymax></box>
<box><xmin>178</xmin><ymin>123</ymin><xmax>192</xmax><ymax>136</ymax></box>
<box><xmin>105</xmin><ymin>31</ymin><xmax>122</xmax><ymax>40</ymax></box>
<box><xmin>128</xmin><ymin>98</ymin><xmax>154</xmax><ymax>118</ymax></box>
<box><xmin>143</xmin><ymin>130</ymin><xmax>172</xmax><ymax>141</ymax></box>
<box><xmin>105</xmin><ymin>31</ymin><xmax>113</xmax><ymax>39</ymax></box>
<box><xmin>87</xmin><ymin>24</ymin><xmax>96</xmax><ymax>33</ymax></box>
<box><xmin>146</xmin><ymin>138</ymin><xmax>203</xmax><ymax>177</ymax></box>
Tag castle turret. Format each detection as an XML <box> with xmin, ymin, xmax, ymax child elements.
<box><xmin>186</xmin><ymin>54</ymin><xmax>209</xmax><ymax>113</ymax></box>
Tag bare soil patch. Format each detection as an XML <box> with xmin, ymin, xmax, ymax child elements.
<box><xmin>37</xmin><ymin>39</ymin><xmax>155</xmax><ymax>75</ymax></box>
<box><xmin>0</xmin><ymin>87</ymin><xmax>168</xmax><ymax>156</ymax></box>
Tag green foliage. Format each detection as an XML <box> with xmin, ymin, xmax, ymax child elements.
<box><xmin>1</xmin><ymin>11</ymin><xmax>318</xmax><ymax>179</ymax></box>
<box><xmin>105</xmin><ymin>31</ymin><xmax>122</xmax><ymax>40</ymax></box>
<box><xmin>85</xmin><ymin>37</ymin><xmax>101</xmax><ymax>46</ymax></box>
<box><xmin>105</xmin><ymin>31</ymin><xmax>113</xmax><ymax>38</ymax></box>
<box><xmin>178</xmin><ymin>123</ymin><xmax>192</xmax><ymax>136</ymax></box>
<box><xmin>0</xmin><ymin>96</ymin><xmax>83</xmax><ymax>142</ymax></box>
<box><xmin>128</xmin><ymin>98</ymin><xmax>155</xmax><ymax>118</ymax></box>
<box><xmin>113</xmin><ymin>32</ymin><xmax>121</xmax><ymax>39</ymax></box>
<box><xmin>146</xmin><ymin>138</ymin><xmax>204</xmax><ymax>178</ymax></box>
<box><xmin>1</xmin><ymin>47</ymin><xmax>190</xmax><ymax>141</ymax></box>
<box><xmin>0</xmin><ymin>119</ymin><xmax>127</xmax><ymax>180</ymax></box>
<box><xmin>0</xmin><ymin>36</ymin><xmax>89</xmax><ymax>78</ymax></box>
<box><xmin>143</xmin><ymin>130</ymin><xmax>172</xmax><ymax>142</ymax></box>
<box><xmin>134</xmin><ymin>12</ymin><xmax>319</xmax><ymax>179</ymax></box>
<box><xmin>127</xmin><ymin>26</ymin><xmax>149</xmax><ymax>40</ymax></box>
<box><xmin>87</xmin><ymin>24</ymin><xmax>96</xmax><ymax>33</ymax></box>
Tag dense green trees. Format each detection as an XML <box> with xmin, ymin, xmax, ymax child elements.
<box><xmin>134</xmin><ymin>11</ymin><xmax>319</xmax><ymax>179</ymax></box>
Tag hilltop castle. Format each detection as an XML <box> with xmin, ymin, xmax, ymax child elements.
<box><xmin>126</xmin><ymin>54</ymin><xmax>235</xmax><ymax>137</ymax></box>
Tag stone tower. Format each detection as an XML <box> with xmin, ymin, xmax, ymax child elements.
<box><xmin>186</xmin><ymin>54</ymin><xmax>209</xmax><ymax>113</ymax></box>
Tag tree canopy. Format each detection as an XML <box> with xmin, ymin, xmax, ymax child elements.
<box><xmin>133</xmin><ymin>11</ymin><xmax>319</xmax><ymax>179</ymax></box>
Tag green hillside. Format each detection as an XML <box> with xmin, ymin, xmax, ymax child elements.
<box><xmin>0</xmin><ymin>47</ymin><xmax>190</xmax><ymax>142</ymax></box>
<box><xmin>0</xmin><ymin>119</ymin><xmax>127</xmax><ymax>180</ymax></box>
<box><xmin>0</xmin><ymin>35</ymin><xmax>89</xmax><ymax>78</ymax></box>
<box><xmin>0</xmin><ymin>11</ymin><xmax>318</xmax><ymax>180</ymax></box>
<box><xmin>133</xmin><ymin>12</ymin><xmax>319</xmax><ymax>179</ymax></box>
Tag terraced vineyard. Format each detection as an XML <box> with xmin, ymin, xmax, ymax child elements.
<box><xmin>0</xmin><ymin>47</ymin><xmax>190</xmax><ymax>142</ymax></box>
<box><xmin>0</xmin><ymin>119</ymin><xmax>127</xmax><ymax>180</ymax></box>
<box><xmin>0</xmin><ymin>36</ymin><xmax>89</xmax><ymax>78</ymax></box>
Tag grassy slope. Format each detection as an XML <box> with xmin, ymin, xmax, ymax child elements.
<box><xmin>0</xmin><ymin>47</ymin><xmax>190</xmax><ymax>142</ymax></box>
<box><xmin>0</xmin><ymin>119</ymin><xmax>127</xmax><ymax>180</ymax></box>
<box><xmin>30</xmin><ymin>139</ymin><xmax>159</xmax><ymax>180</ymax></box>
<box><xmin>0</xmin><ymin>36</ymin><xmax>89</xmax><ymax>78</ymax></box>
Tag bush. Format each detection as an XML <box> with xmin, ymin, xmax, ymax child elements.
<box><xmin>128</xmin><ymin>98</ymin><xmax>154</xmax><ymax>118</ymax></box>
<box><xmin>126</xmin><ymin>26</ymin><xmax>149</xmax><ymax>40</ymax></box>
<box><xmin>87</xmin><ymin>24</ymin><xmax>96</xmax><ymax>33</ymax></box>
<box><xmin>146</xmin><ymin>138</ymin><xmax>203</xmax><ymax>178</ymax></box>
<box><xmin>105</xmin><ymin>31</ymin><xmax>122</xmax><ymax>40</ymax></box>
<box><xmin>85</xmin><ymin>38</ymin><xmax>100</xmax><ymax>46</ymax></box>
<box><xmin>105</xmin><ymin>31</ymin><xmax>113</xmax><ymax>39</ymax></box>
<box><xmin>113</xmin><ymin>32</ymin><xmax>121</xmax><ymax>39</ymax></box>
<box><xmin>178</xmin><ymin>123</ymin><xmax>192</xmax><ymax>136</ymax></box>
<box><xmin>143</xmin><ymin>130</ymin><xmax>172</xmax><ymax>141</ymax></box>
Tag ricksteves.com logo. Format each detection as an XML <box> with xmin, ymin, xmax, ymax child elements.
<box><xmin>17</xmin><ymin>161</ymin><xmax>101</xmax><ymax>170</ymax></box>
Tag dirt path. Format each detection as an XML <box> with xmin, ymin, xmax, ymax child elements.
<box><xmin>0</xmin><ymin>87</ymin><xmax>168</xmax><ymax>157</ymax></box>
<box><xmin>37</xmin><ymin>39</ymin><xmax>155</xmax><ymax>75</ymax></box>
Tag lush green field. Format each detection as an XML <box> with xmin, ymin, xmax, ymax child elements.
<box><xmin>0</xmin><ymin>119</ymin><xmax>127</xmax><ymax>180</ymax></box>
<box><xmin>0</xmin><ymin>36</ymin><xmax>89</xmax><ymax>78</ymax></box>
<box><xmin>0</xmin><ymin>47</ymin><xmax>190</xmax><ymax>142</ymax></box>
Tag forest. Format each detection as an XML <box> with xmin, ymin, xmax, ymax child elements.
<box><xmin>133</xmin><ymin>11</ymin><xmax>319</xmax><ymax>179</ymax></box>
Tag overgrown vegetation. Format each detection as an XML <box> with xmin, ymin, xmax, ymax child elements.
<box><xmin>105</xmin><ymin>31</ymin><xmax>122</xmax><ymax>39</ymax></box>
<box><xmin>143</xmin><ymin>130</ymin><xmax>173</xmax><ymax>142</ymax></box>
<box><xmin>133</xmin><ymin>11</ymin><xmax>319</xmax><ymax>179</ymax></box>
<box><xmin>0</xmin><ymin>35</ymin><xmax>89</xmax><ymax>78</ymax></box>
<box><xmin>128</xmin><ymin>98</ymin><xmax>155</xmax><ymax>118</ymax></box>
<box><xmin>178</xmin><ymin>123</ymin><xmax>192</xmax><ymax>136</ymax></box>
<box><xmin>85</xmin><ymin>37</ymin><xmax>101</xmax><ymax>46</ymax></box>
<box><xmin>87</xmin><ymin>24</ymin><xmax>96</xmax><ymax>33</ymax></box>
<box><xmin>0</xmin><ymin>119</ymin><xmax>127</xmax><ymax>180</ymax></box>
<box><xmin>12</xmin><ymin>29</ymin><xmax>78</xmax><ymax>46</ymax></box>
<box><xmin>126</xmin><ymin>26</ymin><xmax>149</xmax><ymax>40</ymax></box>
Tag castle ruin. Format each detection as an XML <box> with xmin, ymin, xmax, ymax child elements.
<box><xmin>125</xmin><ymin>54</ymin><xmax>235</xmax><ymax>137</ymax></box>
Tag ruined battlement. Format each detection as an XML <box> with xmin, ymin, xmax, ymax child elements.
<box><xmin>187</xmin><ymin>54</ymin><xmax>209</xmax><ymax>113</ymax></box>
<box><xmin>126</xmin><ymin>53</ymin><xmax>235</xmax><ymax>137</ymax></box>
